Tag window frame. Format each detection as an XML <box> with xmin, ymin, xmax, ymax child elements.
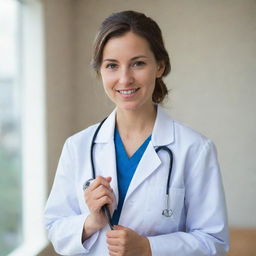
<box><xmin>7</xmin><ymin>0</ymin><xmax>47</xmax><ymax>255</ymax></box>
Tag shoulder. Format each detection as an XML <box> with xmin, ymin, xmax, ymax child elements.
<box><xmin>64</xmin><ymin>122</ymin><xmax>100</xmax><ymax>151</ymax></box>
<box><xmin>172</xmin><ymin>118</ymin><xmax>217</xmax><ymax>159</ymax></box>
<box><xmin>173</xmin><ymin>119</ymin><xmax>208</xmax><ymax>144</ymax></box>
<box><xmin>155</xmin><ymin>105</ymin><xmax>214</xmax><ymax>150</ymax></box>
<box><xmin>70</xmin><ymin>123</ymin><xmax>99</xmax><ymax>141</ymax></box>
<box><xmin>158</xmin><ymin>106</ymin><xmax>209</xmax><ymax>144</ymax></box>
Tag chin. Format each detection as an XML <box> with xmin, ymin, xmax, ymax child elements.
<box><xmin>117</xmin><ymin>101</ymin><xmax>150</xmax><ymax>112</ymax></box>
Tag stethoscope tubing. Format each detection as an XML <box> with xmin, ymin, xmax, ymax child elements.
<box><xmin>90</xmin><ymin>117</ymin><xmax>107</xmax><ymax>179</ymax></box>
<box><xmin>155</xmin><ymin>146</ymin><xmax>173</xmax><ymax>196</ymax></box>
<box><xmin>90</xmin><ymin>118</ymin><xmax>114</xmax><ymax>229</ymax></box>
<box><xmin>86</xmin><ymin>117</ymin><xmax>174</xmax><ymax>230</ymax></box>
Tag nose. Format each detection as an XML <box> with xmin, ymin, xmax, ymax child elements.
<box><xmin>119</xmin><ymin>67</ymin><xmax>134</xmax><ymax>86</ymax></box>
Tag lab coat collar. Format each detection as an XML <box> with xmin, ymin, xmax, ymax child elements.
<box><xmin>152</xmin><ymin>105</ymin><xmax>174</xmax><ymax>146</ymax></box>
<box><xmin>93</xmin><ymin>105</ymin><xmax>175</xmax><ymax>207</ymax></box>
<box><xmin>94</xmin><ymin>108</ymin><xmax>117</xmax><ymax>143</ymax></box>
<box><xmin>94</xmin><ymin>105</ymin><xmax>174</xmax><ymax>146</ymax></box>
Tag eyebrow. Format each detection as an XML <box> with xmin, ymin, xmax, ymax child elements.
<box><xmin>102</xmin><ymin>55</ymin><xmax>149</xmax><ymax>62</ymax></box>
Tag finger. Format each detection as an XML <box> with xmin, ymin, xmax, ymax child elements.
<box><xmin>85</xmin><ymin>187</ymin><xmax>111</xmax><ymax>204</ymax></box>
<box><xmin>85</xmin><ymin>185</ymin><xmax>113</xmax><ymax>202</ymax></box>
<box><xmin>92</xmin><ymin>185</ymin><xmax>111</xmax><ymax>199</ymax></box>
<box><xmin>108</xmin><ymin>250</ymin><xmax>119</xmax><ymax>256</ymax></box>
<box><xmin>105</xmin><ymin>176</ymin><xmax>112</xmax><ymax>182</ymax></box>
<box><xmin>107</xmin><ymin>229</ymin><xmax>127</xmax><ymax>239</ymax></box>
<box><xmin>86</xmin><ymin>192</ymin><xmax>113</xmax><ymax>212</ymax></box>
<box><xmin>89</xmin><ymin>176</ymin><xmax>112</xmax><ymax>191</ymax></box>
<box><xmin>107</xmin><ymin>230</ymin><xmax>119</xmax><ymax>238</ymax></box>
<box><xmin>95</xmin><ymin>187</ymin><xmax>115</xmax><ymax>209</ymax></box>
<box><xmin>85</xmin><ymin>188</ymin><xmax>115</xmax><ymax>212</ymax></box>
<box><xmin>113</xmin><ymin>225</ymin><xmax>126</xmax><ymax>230</ymax></box>
<box><xmin>96</xmin><ymin>196</ymin><xmax>113</xmax><ymax>210</ymax></box>
<box><xmin>107</xmin><ymin>237</ymin><xmax>122</xmax><ymax>246</ymax></box>
<box><xmin>108</xmin><ymin>244</ymin><xmax>121</xmax><ymax>254</ymax></box>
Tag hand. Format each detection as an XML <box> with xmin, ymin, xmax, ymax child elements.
<box><xmin>83</xmin><ymin>176</ymin><xmax>115</xmax><ymax>240</ymax></box>
<box><xmin>106</xmin><ymin>225</ymin><xmax>152</xmax><ymax>256</ymax></box>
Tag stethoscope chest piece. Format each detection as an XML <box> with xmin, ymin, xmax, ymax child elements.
<box><xmin>83</xmin><ymin>178</ymin><xmax>94</xmax><ymax>191</ymax></box>
<box><xmin>162</xmin><ymin>209</ymin><xmax>173</xmax><ymax>217</ymax></box>
<box><xmin>162</xmin><ymin>194</ymin><xmax>173</xmax><ymax>217</ymax></box>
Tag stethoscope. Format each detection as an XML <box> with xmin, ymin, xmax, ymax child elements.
<box><xmin>83</xmin><ymin>118</ymin><xmax>174</xmax><ymax>230</ymax></box>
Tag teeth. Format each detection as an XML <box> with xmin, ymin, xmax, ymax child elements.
<box><xmin>118</xmin><ymin>89</ymin><xmax>137</xmax><ymax>95</ymax></box>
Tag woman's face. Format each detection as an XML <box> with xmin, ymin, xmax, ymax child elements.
<box><xmin>100</xmin><ymin>32</ymin><xmax>164</xmax><ymax>112</ymax></box>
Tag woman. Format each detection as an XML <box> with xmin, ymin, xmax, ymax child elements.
<box><xmin>45</xmin><ymin>11</ymin><xmax>229</xmax><ymax>256</ymax></box>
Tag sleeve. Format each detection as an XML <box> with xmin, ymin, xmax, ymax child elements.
<box><xmin>44</xmin><ymin>138</ymin><xmax>99</xmax><ymax>255</ymax></box>
<box><xmin>147</xmin><ymin>140</ymin><xmax>229</xmax><ymax>256</ymax></box>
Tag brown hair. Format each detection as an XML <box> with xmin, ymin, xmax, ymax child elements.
<box><xmin>92</xmin><ymin>10</ymin><xmax>171</xmax><ymax>103</ymax></box>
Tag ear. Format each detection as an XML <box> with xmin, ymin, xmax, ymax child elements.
<box><xmin>156</xmin><ymin>61</ymin><xmax>165</xmax><ymax>78</ymax></box>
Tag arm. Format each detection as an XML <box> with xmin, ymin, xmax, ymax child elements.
<box><xmin>44</xmin><ymin>138</ymin><xmax>99</xmax><ymax>255</ymax></box>
<box><xmin>147</xmin><ymin>140</ymin><xmax>229</xmax><ymax>255</ymax></box>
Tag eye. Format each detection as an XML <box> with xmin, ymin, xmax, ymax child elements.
<box><xmin>132</xmin><ymin>61</ymin><xmax>146</xmax><ymax>67</ymax></box>
<box><xmin>106</xmin><ymin>63</ymin><xmax>118</xmax><ymax>70</ymax></box>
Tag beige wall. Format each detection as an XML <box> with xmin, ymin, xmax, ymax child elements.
<box><xmin>44</xmin><ymin>0</ymin><xmax>75</xmax><ymax>189</ymax></box>
<box><xmin>44</xmin><ymin>0</ymin><xmax>256</xmax><ymax>236</ymax></box>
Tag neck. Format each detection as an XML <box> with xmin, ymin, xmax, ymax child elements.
<box><xmin>116</xmin><ymin>104</ymin><xmax>157</xmax><ymax>136</ymax></box>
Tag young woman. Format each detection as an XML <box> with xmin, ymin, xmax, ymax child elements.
<box><xmin>45</xmin><ymin>11</ymin><xmax>229</xmax><ymax>256</ymax></box>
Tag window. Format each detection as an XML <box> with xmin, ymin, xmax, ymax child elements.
<box><xmin>0</xmin><ymin>1</ymin><xmax>22</xmax><ymax>254</ymax></box>
<box><xmin>0</xmin><ymin>0</ymin><xmax>47</xmax><ymax>255</ymax></box>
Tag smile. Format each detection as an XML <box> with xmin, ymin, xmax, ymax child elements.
<box><xmin>117</xmin><ymin>88</ymin><xmax>139</xmax><ymax>95</ymax></box>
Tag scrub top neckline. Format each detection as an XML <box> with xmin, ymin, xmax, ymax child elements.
<box><xmin>114</xmin><ymin>128</ymin><xmax>152</xmax><ymax>162</ymax></box>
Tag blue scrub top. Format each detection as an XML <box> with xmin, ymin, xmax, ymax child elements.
<box><xmin>112</xmin><ymin>128</ymin><xmax>151</xmax><ymax>225</ymax></box>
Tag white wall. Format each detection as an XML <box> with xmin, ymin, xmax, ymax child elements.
<box><xmin>44</xmin><ymin>0</ymin><xmax>256</xmax><ymax>229</ymax></box>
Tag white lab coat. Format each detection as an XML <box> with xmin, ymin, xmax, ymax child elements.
<box><xmin>44</xmin><ymin>105</ymin><xmax>229</xmax><ymax>256</ymax></box>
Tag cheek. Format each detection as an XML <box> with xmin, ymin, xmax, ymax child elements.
<box><xmin>139</xmin><ymin>66</ymin><xmax>158</xmax><ymax>83</ymax></box>
<box><xmin>140</xmin><ymin>71</ymin><xmax>157</xmax><ymax>89</ymax></box>
<box><xmin>101</xmin><ymin>72</ymin><xmax>116</xmax><ymax>89</ymax></box>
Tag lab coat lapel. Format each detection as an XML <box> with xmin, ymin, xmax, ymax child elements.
<box><xmin>125</xmin><ymin>142</ymin><xmax>161</xmax><ymax>200</ymax></box>
<box><xmin>93</xmin><ymin>109</ymin><xmax>119</xmax><ymax>205</ymax></box>
<box><xmin>125</xmin><ymin>106</ymin><xmax>175</xmax><ymax>201</ymax></box>
<box><xmin>96</xmin><ymin>141</ymin><xmax>119</xmax><ymax>205</ymax></box>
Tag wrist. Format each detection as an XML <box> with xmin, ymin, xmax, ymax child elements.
<box><xmin>82</xmin><ymin>214</ymin><xmax>102</xmax><ymax>241</ymax></box>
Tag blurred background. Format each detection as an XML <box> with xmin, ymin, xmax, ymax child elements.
<box><xmin>0</xmin><ymin>0</ymin><xmax>255</xmax><ymax>255</ymax></box>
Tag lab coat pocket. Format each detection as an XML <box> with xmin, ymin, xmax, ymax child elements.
<box><xmin>144</xmin><ymin>187</ymin><xmax>185</xmax><ymax>236</ymax></box>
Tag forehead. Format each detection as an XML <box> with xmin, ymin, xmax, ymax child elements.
<box><xmin>102</xmin><ymin>32</ymin><xmax>154</xmax><ymax>59</ymax></box>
